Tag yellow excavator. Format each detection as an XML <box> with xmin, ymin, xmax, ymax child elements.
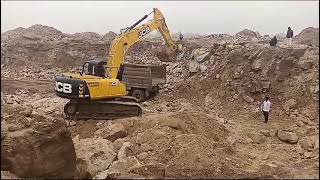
<box><xmin>54</xmin><ymin>8</ymin><xmax>179</xmax><ymax>119</ymax></box>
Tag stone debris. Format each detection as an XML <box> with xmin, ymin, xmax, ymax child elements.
<box><xmin>94</xmin><ymin>156</ymin><xmax>141</xmax><ymax>179</ymax></box>
<box><xmin>294</xmin><ymin>27</ymin><xmax>319</xmax><ymax>46</ymax></box>
<box><xmin>277</xmin><ymin>129</ymin><xmax>299</xmax><ymax>144</ymax></box>
<box><xmin>94</xmin><ymin>123</ymin><xmax>127</xmax><ymax>142</ymax></box>
<box><xmin>1</xmin><ymin>171</ymin><xmax>20</xmax><ymax>179</ymax></box>
<box><xmin>1</xmin><ymin>25</ymin><xmax>319</xmax><ymax>179</ymax></box>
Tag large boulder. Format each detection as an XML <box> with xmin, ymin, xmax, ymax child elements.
<box><xmin>192</xmin><ymin>48</ymin><xmax>212</xmax><ymax>62</ymax></box>
<box><xmin>243</xmin><ymin>95</ymin><xmax>254</xmax><ymax>103</ymax></box>
<box><xmin>189</xmin><ymin>60</ymin><xmax>200</xmax><ymax>73</ymax></box>
<box><xmin>248</xmin><ymin>133</ymin><xmax>266</xmax><ymax>144</ymax></box>
<box><xmin>1</xmin><ymin>171</ymin><xmax>20</xmax><ymax>179</ymax></box>
<box><xmin>282</xmin><ymin>99</ymin><xmax>298</xmax><ymax>111</ymax></box>
<box><xmin>251</xmin><ymin>58</ymin><xmax>263</xmax><ymax>70</ymax></box>
<box><xmin>73</xmin><ymin>136</ymin><xmax>117</xmax><ymax>177</ymax></box>
<box><xmin>301</xmin><ymin>109</ymin><xmax>317</xmax><ymax>120</ymax></box>
<box><xmin>277</xmin><ymin>129</ymin><xmax>299</xmax><ymax>144</ymax></box>
<box><xmin>204</xmin><ymin>93</ymin><xmax>214</xmax><ymax>106</ymax></box>
<box><xmin>236</xmin><ymin>29</ymin><xmax>260</xmax><ymax>38</ymax></box>
<box><xmin>94</xmin><ymin>123</ymin><xmax>127</xmax><ymax>142</ymax></box>
<box><xmin>299</xmin><ymin>136</ymin><xmax>317</xmax><ymax>151</ymax></box>
<box><xmin>199</xmin><ymin>64</ymin><xmax>207</xmax><ymax>73</ymax></box>
<box><xmin>113</xmin><ymin>137</ymin><xmax>128</xmax><ymax>152</ymax></box>
<box><xmin>94</xmin><ymin>156</ymin><xmax>141</xmax><ymax>179</ymax></box>
<box><xmin>118</xmin><ymin>142</ymin><xmax>131</xmax><ymax>160</ymax></box>
<box><xmin>1</xmin><ymin>106</ymin><xmax>76</xmax><ymax>179</ymax></box>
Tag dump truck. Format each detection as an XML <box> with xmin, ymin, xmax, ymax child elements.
<box><xmin>122</xmin><ymin>63</ymin><xmax>166</xmax><ymax>102</ymax></box>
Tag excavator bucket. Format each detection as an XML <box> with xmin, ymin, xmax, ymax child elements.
<box><xmin>155</xmin><ymin>47</ymin><xmax>178</xmax><ymax>62</ymax></box>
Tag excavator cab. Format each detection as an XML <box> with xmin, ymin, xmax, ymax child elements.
<box><xmin>81</xmin><ymin>59</ymin><xmax>124</xmax><ymax>80</ymax></box>
<box><xmin>81</xmin><ymin>59</ymin><xmax>107</xmax><ymax>78</ymax></box>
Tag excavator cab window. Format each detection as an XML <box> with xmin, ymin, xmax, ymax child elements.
<box><xmin>81</xmin><ymin>60</ymin><xmax>106</xmax><ymax>78</ymax></box>
<box><xmin>82</xmin><ymin>62</ymin><xmax>92</xmax><ymax>75</ymax></box>
<box><xmin>94</xmin><ymin>65</ymin><xmax>106</xmax><ymax>77</ymax></box>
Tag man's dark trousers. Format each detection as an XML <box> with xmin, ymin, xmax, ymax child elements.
<box><xmin>262</xmin><ymin>111</ymin><xmax>269</xmax><ymax>123</ymax></box>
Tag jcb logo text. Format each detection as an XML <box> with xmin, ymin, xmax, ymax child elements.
<box><xmin>55</xmin><ymin>82</ymin><xmax>72</xmax><ymax>93</ymax></box>
<box><xmin>138</xmin><ymin>27</ymin><xmax>151</xmax><ymax>38</ymax></box>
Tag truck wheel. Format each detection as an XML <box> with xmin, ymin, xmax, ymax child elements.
<box><xmin>132</xmin><ymin>89</ymin><xmax>145</xmax><ymax>103</ymax></box>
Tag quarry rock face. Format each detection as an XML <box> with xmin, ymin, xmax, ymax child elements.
<box><xmin>1</xmin><ymin>106</ymin><xmax>76</xmax><ymax>179</ymax></box>
<box><xmin>294</xmin><ymin>27</ymin><xmax>319</xmax><ymax>46</ymax></box>
<box><xmin>72</xmin><ymin>136</ymin><xmax>117</xmax><ymax>177</ymax></box>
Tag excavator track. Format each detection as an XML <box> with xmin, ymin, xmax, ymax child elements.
<box><xmin>64</xmin><ymin>99</ymin><xmax>142</xmax><ymax>120</ymax></box>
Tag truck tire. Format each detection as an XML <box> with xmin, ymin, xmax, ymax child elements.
<box><xmin>131</xmin><ymin>89</ymin><xmax>145</xmax><ymax>103</ymax></box>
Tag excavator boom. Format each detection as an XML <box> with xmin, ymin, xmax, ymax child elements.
<box><xmin>107</xmin><ymin>8</ymin><xmax>177</xmax><ymax>79</ymax></box>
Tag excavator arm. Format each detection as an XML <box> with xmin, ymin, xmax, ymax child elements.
<box><xmin>107</xmin><ymin>8</ymin><xmax>177</xmax><ymax>79</ymax></box>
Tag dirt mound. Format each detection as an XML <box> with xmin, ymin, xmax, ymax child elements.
<box><xmin>1</xmin><ymin>25</ymin><xmax>113</xmax><ymax>77</ymax></box>
<box><xmin>1</xmin><ymin>24</ymin><xmax>64</xmax><ymax>43</ymax></box>
<box><xmin>294</xmin><ymin>27</ymin><xmax>319</xmax><ymax>46</ymax></box>
<box><xmin>168</xmin><ymin>42</ymin><xmax>319</xmax><ymax>179</ymax></box>
<box><xmin>1</xmin><ymin>25</ymin><xmax>162</xmax><ymax>79</ymax></box>
<box><xmin>236</xmin><ymin>29</ymin><xmax>261</xmax><ymax>38</ymax></box>
<box><xmin>69</xmin><ymin>32</ymin><xmax>102</xmax><ymax>43</ymax></box>
<box><xmin>1</xmin><ymin>105</ymin><xmax>76</xmax><ymax>178</ymax></box>
<box><xmin>102</xmin><ymin>31</ymin><xmax>117</xmax><ymax>42</ymax></box>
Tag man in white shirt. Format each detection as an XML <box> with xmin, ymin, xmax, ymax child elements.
<box><xmin>260</xmin><ymin>97</ymin><xmax>272</xmax><ymax>123</ymax></box>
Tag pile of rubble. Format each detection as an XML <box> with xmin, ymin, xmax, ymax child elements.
<box><xmin>1</xmin><ymin>105</ymin><xmax>76</xmax><ymax>178</ymax></box>
<box><xmin>1</xmin><ymin>24</ymin><xmax>118</xmax><ymax>73</ymax></box>
<box><xmin>1</xmin><ymin>25</ymin><xmax>319</xmax><ymax>179</ymax></box>
<box><xmin>294</xmin><ymin>27</ymin><xmax>319</xmax><ymax>46</ymax></box>
<box><xmin>235</xmin><ymin>29</ymin><xmax>261</xmax><ymax>41</ymax></box>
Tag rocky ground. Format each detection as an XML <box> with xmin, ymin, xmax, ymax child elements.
<box><xmin>1</xmin><ymin>25</ymin><xmax>319</xmax><ymax>179</ymax></box>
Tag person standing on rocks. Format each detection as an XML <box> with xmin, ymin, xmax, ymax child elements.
<box><xmin>260</xmin><ymin>97</ymin><xmax>272</xmax><ymax>123</ymax></box>
<box><xmin>286</xmin><ymin>27</ymin><xmax>294</xmax><ymax>46</ymax></box>
<box><xmin>179</xmin><ymin>33</ymin><xmax>184</xmax><ymax>41</ymax></box>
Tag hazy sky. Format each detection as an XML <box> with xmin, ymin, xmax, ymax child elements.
<box><xmin>1</xmin><ymin>1</ymin><xmax>319</xmax><ymax>35</ymax></box>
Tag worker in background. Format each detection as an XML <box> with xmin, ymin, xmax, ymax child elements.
<box><xmin>177</xmin><ymin>32</ymin><xmax>184</xmax><ymax>51</ymax></box>
<box><xmin>286</xmin><ymin>27</ymin><xmax>293</xmax><ymax>46</ymax></box>
<box><xmin>260</xmin><ymin>97</ymin><xmax>272</xmax><ymax>123</ymax></box>
<box><xmin>269</xmin><ymin>36</ymin><xmax>278</xmax><ymax>47</ymax></box>
<box><xmin>179</xmin><ymin>33</ymin><xmax>184</xmax><ymax>41</ymax></box>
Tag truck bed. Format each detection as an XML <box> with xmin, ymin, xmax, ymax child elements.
<box><xmin>122</xmin><ymin>63</ymin><xmax>166</xmax><ymax>90</ymax></box>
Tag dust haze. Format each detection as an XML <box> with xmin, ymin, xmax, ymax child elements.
<box><xmin>1</xmin><ymin>1</ymin><xmax>319</xmax><ymax>35</ymax></box>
